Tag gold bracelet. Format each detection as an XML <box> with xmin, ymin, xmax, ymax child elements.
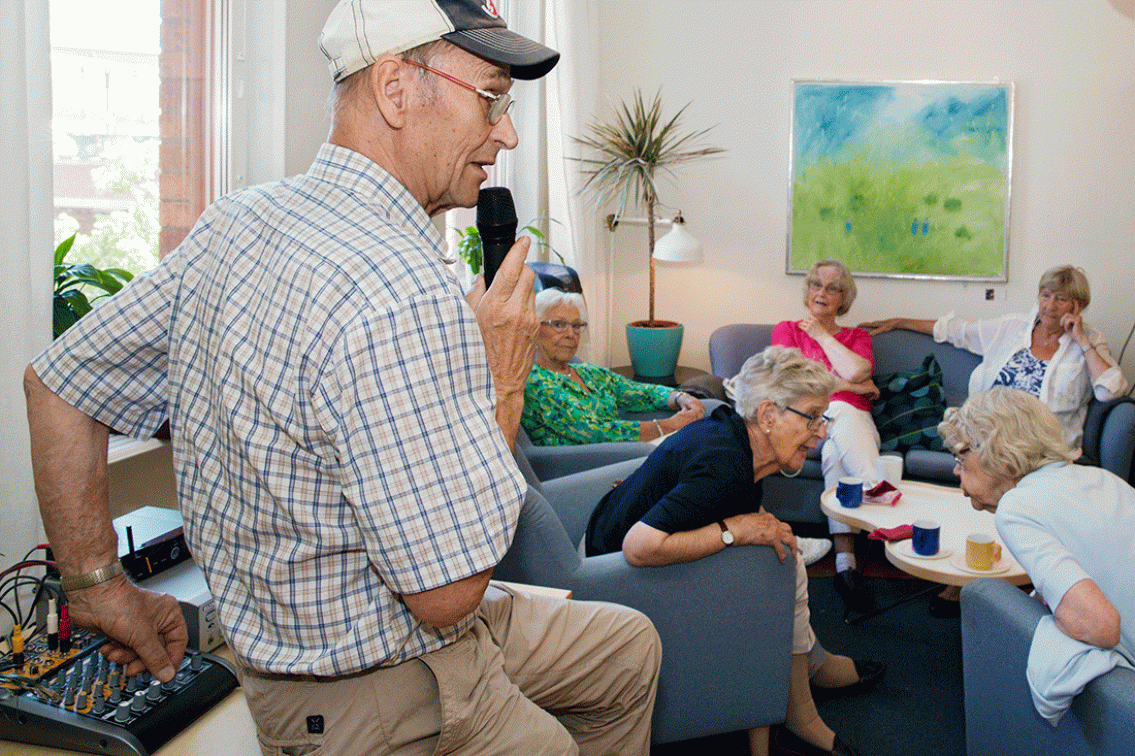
<box><xmin>60</xmin><ymin>560</ymin><xmax>125</xmax><ymax>592</ymax></box>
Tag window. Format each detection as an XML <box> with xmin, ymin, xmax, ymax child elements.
<box><xmin>50</xmin><ymin>0</ymin><xmax>225</xmax><ymax>275</ymax></box>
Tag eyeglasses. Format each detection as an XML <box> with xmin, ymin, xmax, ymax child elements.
<box><xmin>541</xmin><ymin>320</ymin><xmax>588</xmax><ymax>333</ymax></box>
<box><xmin>952</xmin><ymin>446</ymin><xmax>971</xmax><ymax>468</ymax></box>
<box><xmin>402</xmin><ymin>59</ymin><xmax>514</xmax><ymax>124</ymax></box>
<box><xmin>808</xmin><ymin>281</ymin><xmax>843</xmax><ymax>296</ymax></box>
<box><xmin>782</xmin><ymin>405</ymin><xmax>832</xmax><ymax>431</ymax></box>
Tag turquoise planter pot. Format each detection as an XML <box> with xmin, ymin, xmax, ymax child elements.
<box><xmin>626</xmin><ymin>321</ymin><xmax>683</xmax><ymax>378</ymax></box>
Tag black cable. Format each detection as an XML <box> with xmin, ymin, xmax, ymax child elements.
<box><xmin>0</xmin><ymin>577</ymin><xmax>48</xmax><ymax>629</ymax></box>
<box><xmin>1118</xmin><ymin>316</ymin><xmax>1134</xmax><ymax>365</ymax></box>
<box><xmin>23</xmin><ymin>577</ymin><xmax>63</xmax><ymax>628</ymax></box>
<box><xmin>20</xmin><ymin>544</ymin><xmax>49</xmax><ymax>563</ymax></box>
<box><xmin>0</xmin><ymin>600</ymin><xmax>19</xmax><ymax>629</ymax></box>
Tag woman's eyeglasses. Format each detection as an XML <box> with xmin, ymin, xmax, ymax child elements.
<box><xmin>402</xmin><ymin>59</ymin><xmax>514</xmax><ymax>124</ymax></box>
<box><xmin>783</xmin><ymin>405</ymin><xmax>832</xmax><ymax>431</ymax></box>
<box><xmin>952</xmin><ymin>446</ymin><xmax>972</xmax><ymax>468</ymax></box>
<box><xmin>541</xmin><ymin>320</ymin><xmax>588</xmax><ymax>333</ymax></box>
<box><xmin>808</xmin><ymin>281</ymin><xmax>843</xmax><ymax>296</ymax></box>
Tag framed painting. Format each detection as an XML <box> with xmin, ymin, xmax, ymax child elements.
<box><xmin>788</xmin><ymin>80</ymin><xmax>1014</xmax><ymax>281</ymax></box>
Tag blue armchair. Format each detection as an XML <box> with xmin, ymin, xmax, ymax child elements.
<box><xmin>961</xmin><ymin>579</ymin><xmax>1135</xmax><ymax>755</ymax></box>
<box><xmin>495</xmin><ymin>451</ymin><xmax>796</xmax><ymax>744</ymax></box>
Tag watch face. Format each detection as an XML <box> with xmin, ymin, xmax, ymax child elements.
<box><xmin>722</xmin><ymin>530</ymin><xmax>735</xmax><ymax>546</ymax></box>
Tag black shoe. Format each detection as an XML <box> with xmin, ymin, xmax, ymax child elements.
<box><xmin>812</xmin><ymin>658</ymin><xmax>886</xmax><ymax>700</ymax></box>
<box><xmin>929</xmin><ymin>595</ymin><xmax>961</xmax><ymax>618</ymax></box>
<box><xmin>773</xmin><ymin>727</ymin><xmax>865</xmax><ymax>756</ymax></box>
<box><xmin>833</xmin><ymin>569</ymin><xmax>874</xmax><ymax>613</ymax></box>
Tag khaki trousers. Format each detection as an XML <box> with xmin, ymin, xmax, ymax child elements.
<box><xmin>240</xmin><ymin>584</ymin><xmax>661</xmax><ymax>756</ymax></box>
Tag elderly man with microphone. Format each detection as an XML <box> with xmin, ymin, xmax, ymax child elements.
<box><xmin>24</xmin><ymin>2</ymin><xmax>661</xmax><ymax>754</ymax></box>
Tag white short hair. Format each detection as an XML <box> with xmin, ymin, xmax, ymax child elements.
<box><xmin>938</xmin><ymin>388</ymin><xmax>1078</xmax><ymax>481</ymax></box>
<box><xmin>732</xmin><ymin>346</ymin><xmax>839</xmax><ymax>423</ymax></box>
<box><xmin>534</xmin><ymin>288</ymin><xmax>587</xmax><ymax>321</ymax></box>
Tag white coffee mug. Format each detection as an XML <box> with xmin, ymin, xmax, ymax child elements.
<box><xmin>876</xmin><ymin>454</ymin><xmax>903</xmax><ymax>486</ymax></box>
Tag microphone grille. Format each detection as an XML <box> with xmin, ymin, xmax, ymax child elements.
<box><xmin>477</xmin><ymin>187</ymin><xmax>517</xmax><ymax>228</ymax></box>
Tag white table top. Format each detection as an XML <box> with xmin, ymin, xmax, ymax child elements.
<box><xmin>821</xmin><ymin>480</ymin><xmax>1031</xmax><ymax>587</ymax></box>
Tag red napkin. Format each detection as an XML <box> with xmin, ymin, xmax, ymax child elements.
<box><xmin>864</xmin><ymin>480</ymin><xmax>902</xmax><ymax>506</ymax></box>
<box><xmin>868</xmin><ymin>524</ymin><xmax>913</xmax><ymax>541</ymax></box>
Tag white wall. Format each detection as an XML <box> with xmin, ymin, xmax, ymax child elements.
<box><xmin>230</xmin><ymin>0</ymin><xmax>338</xmax><ymax>189</ymax></box>
<box><xmin>593</xmin><ymin>0</ymin><xmax>1135</xmax><ymax>375</ymax></box>
<box><xmin>282</xmin><ymin>0</ymin><xmax>339</xmax><ymax>176</ymax></box>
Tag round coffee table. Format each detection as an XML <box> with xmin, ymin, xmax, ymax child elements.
<box><xmin>821</xmin><ymin>480</ymin><xmax>1030</xmax><ymax>587</ymax></box>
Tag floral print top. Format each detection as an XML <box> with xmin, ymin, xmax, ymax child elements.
<box><xmin>522</xmin><ymin>363</ymin><xmax>673</xmax><ymax>446</ymax></box>
<box><xmin>992</xmin><ymin>347</ymin><xmax>1048</xmax><ymax>396</ymax></box>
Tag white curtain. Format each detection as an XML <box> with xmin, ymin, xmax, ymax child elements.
<box><xmin>1</xmin><ymin>0</ymin><xmax>53</xmax><ymax>626</ymax></box>
<box><xmin>502</xmin><ymin>0</ymin><xmax>606</xmax><ymax>364</ymax></box>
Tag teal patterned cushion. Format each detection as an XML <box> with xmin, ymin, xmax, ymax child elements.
<box><xmin>872</xmin><ymin>354</ymin><xmax>948</xmax><ymax>453</ymax></box>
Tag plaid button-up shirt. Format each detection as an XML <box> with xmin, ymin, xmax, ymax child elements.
<box><xmin>35</xmin><ymin>144</ymin><xmax>525</xmax><ymax>675</ymax></box>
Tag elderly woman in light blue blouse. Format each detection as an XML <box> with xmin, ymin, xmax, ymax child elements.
<box><xmin>939</xmin><ymin>388</ymin><xmax>1134</xmax><ymax>725</ymax></box>
<box><xmin>863</xmin><ymin>265</ymin><xmax>1129</xmax><ymax>451</ymax></box>
<box><xmin>521</xmin><ymin>289</ymin><xmax>705</xmax><ymax>446</ymax></box>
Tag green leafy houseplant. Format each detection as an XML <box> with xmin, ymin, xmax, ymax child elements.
<box><xmin>455</xmin><ymin>219</ymin><xmax>564</xmax><ymax>274</ymax></box>
<box><xmin>53</xmin><ymin>233</ymin><xmax>134</xmax><ymax>339</ymax></box>
<box><xmin>574</xmin><ymin>89</ymin><xmax>723</xmax><ymax>326</ymax></box>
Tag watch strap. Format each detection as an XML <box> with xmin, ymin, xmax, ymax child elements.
<box><xmin>60</xmin><ymin>560</ymin><xmax>125</xmax><ymax>592</ymax></box>
<box><xmin>717</xmin><ymin>520</ymin><xmax>733</xmax><ymax>545</ymax></box>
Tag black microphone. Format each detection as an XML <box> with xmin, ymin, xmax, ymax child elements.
<box><xmin>476</xmin><ymin>187</ymin><xmax>517</xmax><ymax>287</ymax></box>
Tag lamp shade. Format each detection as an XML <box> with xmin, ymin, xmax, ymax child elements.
<box><xmin>652</xmin><ymin>215</ymin><xmax>703</xmax><ymax>263</ymax></box>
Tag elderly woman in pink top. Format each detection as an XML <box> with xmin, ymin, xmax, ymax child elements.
<box><xmin>773</xmin><ymin>259</ymin><xmax>879</xmax><ymax>612</ymax></box>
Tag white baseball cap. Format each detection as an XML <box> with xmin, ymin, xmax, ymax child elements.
<box><xmin>320</xmin><ymin>0</ymin><xmax>560</xmax><ymax>82</ymax></box>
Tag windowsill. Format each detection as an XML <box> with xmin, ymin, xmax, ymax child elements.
<box><xmin>107</xmin><ymin>436</ymin><xmax>168</xmax><ymax>464</ymax></box>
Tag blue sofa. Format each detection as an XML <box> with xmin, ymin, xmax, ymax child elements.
<box><xmin>494</xmin><ymin>449</ymin><xmax>796</xmax><ymax>745</ymax></box>
<box><xmin>961</xmin><ymin>579</ymin><xmax>1135</xmax><ymax>755</ymax></box>
<box><xmin>708</xmin><ymin>323</ymin><xmax>1135</xmax><ymax>525</ymax></box>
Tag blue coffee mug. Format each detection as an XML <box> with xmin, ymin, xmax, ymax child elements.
<box><xmin>836</xmin><ymin>477</ymin><xmax>863</xmax><ymax>508</ymax></box>
<box><xmin>912</xmin><ymin>519</ymin><xmax>941</xmax><ymax>556</ymax></box>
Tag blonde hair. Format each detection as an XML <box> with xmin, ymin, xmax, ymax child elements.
<box><xmin>534</xmin><ymin>288</ymin><xmax>587</xmax><ymax>321</ymax></box>
<box><xmin>803</xmin><ymin>259</ymin><xmax>857</xmax><ymax>316</ymax></box>
<box><xmin>733</xmin><ymin>346</ymin><xmax>839</xmax><ymax>423</ymax></box>
<box><xmin>1037</xmin><ymin>265</ymin><xmax>1090</xmax><ymax>310</ymax></box>
<box><xmin>938</xmin><ymin>388</ymin><xmax>1078</xmax><ymax>482</ymax></box>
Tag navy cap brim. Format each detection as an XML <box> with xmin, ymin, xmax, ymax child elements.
<box><xmin>442</xmin><ymin>27</ymin><xmax>559</xmax><ymax>80</ymax></box>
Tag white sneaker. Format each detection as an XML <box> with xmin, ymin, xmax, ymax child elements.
<box><xmin>797</xmin><ymin>537</ymin><xmax>833</xmax><ymax>566</ymax></box>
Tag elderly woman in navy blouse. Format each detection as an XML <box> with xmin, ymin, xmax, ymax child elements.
<box><xmin>521</xmin><ymin>288</ymin><xmax>705</xmax><ymax>446</ymax></box>
<box><xmin>862</xmin><ymin>265</ymin><xmax>1129</xmax><ymax>452</ymax></box>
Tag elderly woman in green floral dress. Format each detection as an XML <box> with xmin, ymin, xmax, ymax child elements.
<box><xmin>521</xmin><ymin>289</ymin><xmax>705</xmax><ymax>446</ymax></box>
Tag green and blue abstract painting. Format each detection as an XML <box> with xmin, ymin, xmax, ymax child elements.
<box><xmin>789</xmin><ymin>81</ymin><xmax>1012</xmax><ymax>280</ymax></box>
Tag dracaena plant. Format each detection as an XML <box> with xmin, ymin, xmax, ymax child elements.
<box><xmin>53</xmin><ymin>233</ymin><xmax>134</xmax><ymax>339</ymax></box>
<box><xmin>573</xmin><ymin>89</ymin><xmax>723</xmax><ymax>325</ymax></box>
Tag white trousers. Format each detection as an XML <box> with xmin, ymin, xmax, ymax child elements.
<box><xmin>820</xmin><ymin>400</ymin><xmax>880</xmax><ymax>536</ymax></box>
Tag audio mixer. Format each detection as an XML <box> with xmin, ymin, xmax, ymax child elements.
<box><xmin>1</xmin><ymin>624</ymin><xmax>238</xmax><ymax>755</ymax></box>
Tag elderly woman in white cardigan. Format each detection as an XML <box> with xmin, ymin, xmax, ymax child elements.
<box><xmin>863</xmin><ymin>264</ymin><xmax>1128</xmax><ymax>452</ymax></box>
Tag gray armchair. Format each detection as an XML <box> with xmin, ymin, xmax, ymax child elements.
<box><xmin>517</xmin><ymin>425</ymin><xmax>656</xmax><ymax>481</ymax></box>
<box><xmin>496</xmin><ymin>453</ymin><xmax>796</xmax><ymax>744</ymax></box>
<box><xmin>519</xmin><ymin>399</ymin><xmax>729</xmax><ymax>482</ymax></box>
<box><xmin>960</xmin><ymin>578</ymin><xmax>1135</xmax><ymax>756</ymax></box>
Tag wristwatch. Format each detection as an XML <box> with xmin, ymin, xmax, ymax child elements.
<box><xmin>717</xmin><ymin>520</ymin><xmax>735</xmax><ymax>547</ymax></box>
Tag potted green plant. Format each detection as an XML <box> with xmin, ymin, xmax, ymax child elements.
<box><xmin>53</xmin><ymin>233</ymin><xmax>134</xmax><ymax>339</ymax></box>
<box><xmin>574</xmin><ymin>89</ymin><xmax>722</xmax><ymax>378</ymax></box>
<box><xmin>454</xmin><ymin>218</ymin><xmax>564</xmax><ymax>275</ymax></box>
